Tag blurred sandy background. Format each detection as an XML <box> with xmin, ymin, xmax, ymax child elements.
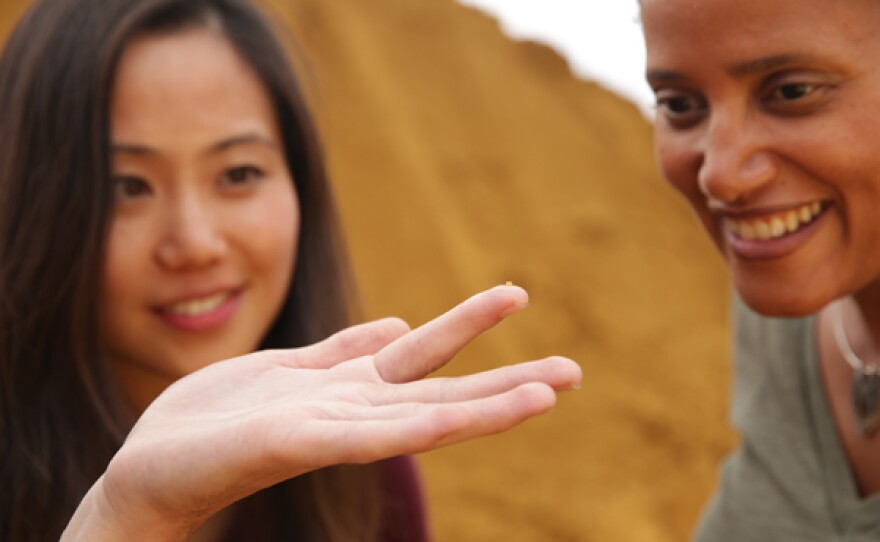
<box><xmin>1</xmin><ymin>1</ymin><xmax>736</xmax><ymax>540</ymax></box>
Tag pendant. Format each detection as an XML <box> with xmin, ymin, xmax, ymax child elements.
<box><xmin>852</xmin><ymin>371</ymin><xmax>880</xmax><ymax>437</ymax></box>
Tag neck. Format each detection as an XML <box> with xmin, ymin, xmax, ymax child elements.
<box><xmin>853</xmin><ymin>280</ymin><xmax>880</xmax><ymax>345</ymax></box>
<box><xmin>839</xmin><ymin>295</ymin><xmax>880</xmax><ymax>368</ymax></box>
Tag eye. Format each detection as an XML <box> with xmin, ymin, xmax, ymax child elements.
<box><xmin>113</xmin><ymin>176</ymin><xmax>152</xmax><ymax>202</ymax></box>
<box><xmin>654</xmin><ymin>90</ymin><xmax>707</xmax><ymax>128</ymax></box>
<box><xmin>762</xmin><ymin>74</ymin><xmax>835</xmax><ymax>115</ymax></box>
<box><xmin>659</xmin><ymin>96</ymin><xmax>695</xmax><ymax>113</ymax></box>
<box><xmin>771</xmin><ymin>82</ymin><xmax>818</xmax><ymax>101</ymax></box>
<box><xmin>220</xmin><ymin>165</ymin><xmax>264</xmax><ymax>189</ymax></box>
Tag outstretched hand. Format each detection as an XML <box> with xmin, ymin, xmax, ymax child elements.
<box><xmin>63</xmin><ymin>285</ymin><xmax>581</xmax><ymax>541</ymax></box>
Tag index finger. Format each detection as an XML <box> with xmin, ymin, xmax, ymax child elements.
<box><xmin>373</xmin><ymin>285</ymin><xmax>528</xmax><ymax>383</ymax></box>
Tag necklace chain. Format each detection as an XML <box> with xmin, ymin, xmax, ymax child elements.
<box><xmin>831</xmin><ymin>300</ymin><xmax>879</xmax><ymax>376</ymax></box>
<box><xmin>832</xmin><ymin>299</ymin><xmax>880</xmax><ymax>437</ymax></box>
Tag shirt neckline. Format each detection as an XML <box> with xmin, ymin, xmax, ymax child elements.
<box><xmin>805</xmin><ymin>315</ymin><xmax>880</xmax><ymax>528</ymax></box>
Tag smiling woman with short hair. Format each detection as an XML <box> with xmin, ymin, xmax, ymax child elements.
<box><xmin>642</xmin><ymin>0</ymin><xmax>880</xmax><ymax>538</ymax></box>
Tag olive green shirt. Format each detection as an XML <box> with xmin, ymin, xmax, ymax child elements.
<box><xmin>694</xmin><ymin>299</ymin><xmax>880</xmax><ymax>541</ymax></box>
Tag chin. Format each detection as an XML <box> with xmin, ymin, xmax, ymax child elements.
<box><xmin>734</xmin><ymin>280</ymin><xmax>831</xmax><ymax>318</ymax></box>
<box><xmin>192</xmin><ymin>342</ymin><xmax>254</xmax><ymax>369</ymax></box>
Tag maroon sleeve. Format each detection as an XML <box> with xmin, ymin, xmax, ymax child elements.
<box><xmin>378</xmin><ymin>455</ymin><xmax>432</xmax><ymax>542</ymax></box>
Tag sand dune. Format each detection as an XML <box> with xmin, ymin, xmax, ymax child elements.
<box><xmin>276</xmin><ymin>1</ymin><xmax>736</xmax><ymax>539</ymax></box>
<box><xmin>1</xmin><ymin>1</ymin><xmax>736</xmax><ymax>539</ymax></box>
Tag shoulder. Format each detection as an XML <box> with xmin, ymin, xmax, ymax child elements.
<box><xmin>694</xmin><ymin>297</ymin><xmax>833</xmax><ymax>541</ymax></box>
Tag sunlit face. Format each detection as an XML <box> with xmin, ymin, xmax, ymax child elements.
<box><xmin>102</xmin><ymin>27</ymin><xmax>298</xmax><ymax>410</ymax></box>
<box><xmin>643</xmin><ymin>0</ymin><xmax>880</xmax><ymax>316</ymax></box>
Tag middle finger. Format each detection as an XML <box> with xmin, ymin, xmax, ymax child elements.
<box><xmin>372</xmin><ymin>285</ymin><xmax>529</xmax><ymax>383</ymax></box>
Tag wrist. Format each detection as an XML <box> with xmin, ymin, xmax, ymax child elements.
<box><xmin>61</xmin><ymin>475</ymin><xmax>194</xmax><ymax>542</ymax></box>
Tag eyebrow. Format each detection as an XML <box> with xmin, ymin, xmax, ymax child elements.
<box><xmin>111</xmin><ymin>143</ymin><xmax>157</xmax><ymax>156</ymax></box>
<box><xmin>645</xmin><ymin>68</ymin><xmax>686</xmax><ymax>84</ymax></box>
<box><xmin>111</xmin><ymin>133</ymin><xmax>280</xmax><ymax>156</ymax></box>
<box><xmin>728</xmin><ymin>53</ymin><xmax>818</xmax><ymax>78</ymax></box>
<box><xmin>647</xmin><ymin>53</ymin><xmax>828</xmax><ymax>84</ymax></box>
<box><xmin>207</xmin><ymin>133</ymin><xmax>280</xmax><ymax>154</ymax></box>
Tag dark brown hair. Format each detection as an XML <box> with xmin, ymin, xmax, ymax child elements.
<box><xmin>0</xmin><ymin>0</ymin><xmax>382</xmax><ymax>540</ymax></box>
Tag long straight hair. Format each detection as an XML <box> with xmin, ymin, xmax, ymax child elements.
<box><xmin>0</xmin><ymin>0</ymin><xmax>383</xmax><ymax>540</ymax></box>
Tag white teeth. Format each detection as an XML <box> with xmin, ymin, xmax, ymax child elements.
<box><xmin>724</xmin><ymin>202</ymin><xmax>824</xmax><ymax>241</ymax></box>
<box><xmin>799</xmin><ymin>206</ymin><xmax>812</xmax><ymax>222</ymax></box>
<box><xmin>785</xmin><ymin>211</ymin><xmax>799</xmax><ymax>233</ymax></box>
<box><xmin>168</xmin><ymin>292</ymin><xmax>228</xmax><ymax>316</ymax></box>
<box><xmin>754</xmin><ymin>220</ymin><xmax>771</xmax><ymax>239</ymax></box>
<box><xmin>770</xmin><ymin>217</ymin><xmax>786</xmax><ymax>237</ymax></box>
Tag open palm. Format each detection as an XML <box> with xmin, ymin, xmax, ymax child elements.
<box><xmin>65</xmin><ymin>286</ymin><xmax>581</xmax><ymax>540</ymax></box>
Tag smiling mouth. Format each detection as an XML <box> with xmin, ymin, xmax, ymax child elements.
<box><xmin>164</xmin><ymin>292</ymin><xmax>232</xmax><ymax>317</ymax></box>
<box><xmin>723</xmin><ymin>202</ymin><xmax>825</xmax><ymax>241</ymax></box>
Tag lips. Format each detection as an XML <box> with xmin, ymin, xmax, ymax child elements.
<box><xmin>723</xmin><ymin>201</ymin><xmax>824</xmax><ymax>241</ymax></box>
<box><xmin>720</xmin><ymin>200</ymin><xmax>829</xmax><ymax>261</ymax></box>
<box><xmin>155</xmin><ymin>289</ymin><xmax>242</xmax><ymax>332</ymax></box>
<box><xmin>166</xmin><ymin>291</ymin><xmax>230</xmax><ymax>316</ymax></box>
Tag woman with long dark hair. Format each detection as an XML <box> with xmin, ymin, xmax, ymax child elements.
<box><xmin>0</xmin><ymin>0</ymin><xmax>581</xmax><ymax>540</ymax></box>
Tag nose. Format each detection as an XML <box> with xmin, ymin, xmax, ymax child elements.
<box><xmin>697</xmin><ymin>110</ymin><xmax>778</xmax><ymax>204</ymax></box>
<box><xmin>155</xmin><ymin>194</ymin><xmax>228</xmax><ymax>270</ymax></box>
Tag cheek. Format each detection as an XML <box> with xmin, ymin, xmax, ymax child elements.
<box><xmin>656</xmin><ymin>137</ymin><xmax>711</xmax><ymax>223</ymax></box>
<box><xmin>656</xmin><ymin>136</ymin><xmax>700</xmax><ymax>200</ymax></box>
<box><xmin>98</xmin><ymin>218</ymin><xmax>155</xmax><ymax>356</ymax></box>
<box><xmin>656</xmin><ymin>136</ymin><xmax>725</xmax><ymax>245</ymax></box>
<box><xmin>244</xmin><ymin>183</ymin><xmax>300</xmax><ymax>290</ymax></box>
<box><xmin>101</xmin><ymin>219</ymin><xmax>148</xmax><ymax>315</ymax></box>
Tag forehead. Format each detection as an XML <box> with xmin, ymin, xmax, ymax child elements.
<box><xmin>641</xmin><ymin>0</ymin><xmax>880</xmax><ymax>71</ymax></box>
<box><xmin>111</xmin><ymin>27</ymin><xmax>279</xmax><ymax>145</ymax></box>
